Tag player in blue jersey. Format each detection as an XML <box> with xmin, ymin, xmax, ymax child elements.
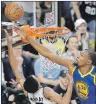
<box><xmin>14</xmin><ymin>26</ymin><xmax>96</xmax><ymax>104</ymax></box>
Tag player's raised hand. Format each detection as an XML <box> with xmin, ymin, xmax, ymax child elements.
<box><xmin>13</xmin><ymin>25</ymin><xmax>27</xmax><ymax>39</ymax></box>
<box><xmin>72</xmin><ymin>49</ymin><xmax>80</xmax><ymax>58</ymax></box>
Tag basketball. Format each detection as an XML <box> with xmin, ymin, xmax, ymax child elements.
<box><xmin>4</xmin><ymin>2</ymin><xmax>24</xmax><ymax>21</ymax></box>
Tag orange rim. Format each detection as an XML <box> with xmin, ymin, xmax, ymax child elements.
<box><xmin>21</xmin><ymin>25</ymin><xmax>71</xmax><ymax>43</ymax></box>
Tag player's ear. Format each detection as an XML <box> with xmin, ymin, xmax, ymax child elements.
<box><xmin>87</xmin><ymin>60</ymin><xmax>92</xmax><ymax>65</ymax></box>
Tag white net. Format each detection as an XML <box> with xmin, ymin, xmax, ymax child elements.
<box><xmin>40</xmin><ymin>43</ymin><xmax>61</xmax><ymax>73</ymax></box>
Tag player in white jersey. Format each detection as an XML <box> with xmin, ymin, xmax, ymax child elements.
<box><xmin>5</xmin><ymin>29</ymin><xmax>73</xmax><ymax>104</ymax></box>
<box><xmin>24</xmin><ymin>74</ymin><xmax>73</xmax><ymax>104</ymax></box>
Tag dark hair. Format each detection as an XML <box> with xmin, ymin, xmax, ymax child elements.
<box><xmin>88</xmin><ymin>51</ymin><xmax>96</xmax><ymax>66</ymax></box>
<box><xmin>65</xmin><ymin>36</ymin><xmax>77</xmax><ymax>52</ymax></box>
<box><xmin>24</xmin><ymin>76</ymin><xmax>39</xmax><ymax>93</ymax></box>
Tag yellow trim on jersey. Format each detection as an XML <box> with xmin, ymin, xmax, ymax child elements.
<box><xmin>93</xmin><ymin>75</ymin><xmax>96</xmax><ymax>85</ymax></box>
<box><xmin>94</xmin><ymin>74</ymin><xmax>96</xmax><ymax>85</ymax></box>
<box><xmin>90</xmin><ymin>73</ymin><xmax>94</xmax><ymax>77</ymax></box>
<box><xmin>78</xmin><ymin>66</ymin><xmax>94</xmax><ymax>78</ymax></box>
<box><xmin>72</xmin><ymin>66</ymin><xmax>76</xmax><ymax>75</ymax></box>
<box><xmin>90</xmin><ymin>74</ymin><xmax>96</xmax><ymax>85</ymax></box>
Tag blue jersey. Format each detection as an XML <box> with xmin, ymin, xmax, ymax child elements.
<box><xmin>72</xmin><ymin>66</ymin><xmax>96</xmax><ymax>104</ymax></box>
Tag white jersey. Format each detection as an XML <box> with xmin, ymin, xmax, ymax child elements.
<box><xmin>28</xmin><ymin>88</ymin><xmax>56</xmax><ymax>104</ymax></box>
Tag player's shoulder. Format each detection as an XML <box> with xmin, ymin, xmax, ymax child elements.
<box><xmin>91</xmin><ymin>66</ymin><xmax>96</xmax><ymax>74</ymax></box>
<box><xmin>43</xmin><ymin>87</ymin><xmax>53</xmax><ymax>98</ymax></box>
<box><xmin>94</xmin><ymin>66</ymin><xmax>96</xmax><ymax>69</ymax></box>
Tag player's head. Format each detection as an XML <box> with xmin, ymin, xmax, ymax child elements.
<box><xmin>24</xmin><ymin>75</ymin><xmax>40</xmax><ymax>93</ymax></box>
<box><xmin>75</xmin><ymin>18</ymin><xmax>87</xmax><ymax>34</ymax></box>
<box><xmin>65</xmin><ymin>36</ymin><xmax>78</xmax><ymax>52</ymax></box>
<box><xmin>76</xmin><ymin>50</ymin><xmax>96</xmax><ymax>67</ymax></box>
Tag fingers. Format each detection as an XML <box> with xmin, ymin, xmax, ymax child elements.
<box><xmin>13</xmin><ymin>26</ymin><xmax>27</xmax><ymax>39</ymax></box>
<box><xmin>9</xmin><ymin>79</ymin><xmax>18</xmax><ymax>85</ymax></box>
<box><xmin>13</xmin><ymin>26</ymin><xmax>21</xmax><ymax>34</ymax></box>
<box><xmin>11</xmin><ymin>79</ymin><xmax>17</xmax><ymax>83</ymax></box>
<box><xmin>13</xmin><ymin>25</ymin><xmax>20</xmax><ymax>31</ymax></box>
<box><xmin>4</xmin><ymin>29</ymin><xmax>9</xmax><ymax>38</ymax></box>
<box><xmin>9</xmin><ymin>81</ymin><xmax>14</xmax><ymax>85</ymax></box>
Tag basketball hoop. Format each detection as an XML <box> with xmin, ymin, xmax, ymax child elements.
<box><xmin>20</xmin><ymin>25</ymin><xmax>71</xmax><ymax>43</ymax></box>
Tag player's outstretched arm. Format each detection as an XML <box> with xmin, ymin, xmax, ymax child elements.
<box><xmin>14</xmin><ymin>26</ymin><xmax>74</xmax><ymax>70</ymax></box>
<box><xmin>4</xmin><ymin>29</ymin><xmax>27</xmax><ymax>95</ymax></box>
<box><xmin>44</xmin><ymin>73</ymin><xmax>73</xmax><ymax>104</ymax></box>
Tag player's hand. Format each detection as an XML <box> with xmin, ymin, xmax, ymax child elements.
<box><xmin>72</xmin><ymin>49</ymin><xmax>80</xmax><ymax>58</ymax></box>
<box><xmin>9</xmin><ymin>79</ymin><xmax>18</xmax><ymax>86</ymax></box>
<box><xmin>13</xmin><ymin>25</ymin><xmax>27</xmax><ymax>39</ymax></box>
<box><xmin>9</xmin><ymin>79</ymin><xmax>22</xmax><ymax>89</ymax></box>
<box><xmin>4</xmin><ymin>29</ymin><xmax>12</xmax><ymax>44</ymax></box>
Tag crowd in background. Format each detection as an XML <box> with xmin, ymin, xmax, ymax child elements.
<box><xmin>1</xmin><ymin>1</ymin><xmax>96</xmax><ymax>104</ymax></box>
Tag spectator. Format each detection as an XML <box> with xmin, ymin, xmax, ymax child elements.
<box><xmin>40</xmin><ymin>1</ymin><xmax>52</xmax><ymax>24</ymax></box>
<box><xmin>60</xmin><ymin>1</ymin><xmax>75</xmax><ymax>31</ymax></box>
<box><xmin>3</xmin><ymin>44</ymin><xmax>35</xmax><ymax>87</ymax></box>
<box><xmin>61</xmin><ymin>36</ymin><xmax>79</xmax><ymax>71</ymax></box>
<box><xmin>74</xmin><ymin>18</ymin><xmax>95</xmax><ymax>51</ymax></box>
<box><xmin>34</xmin><ymin>34</ymin><xmax>67</xmax><ymax>87</ymax></box>
<box><xmin>34</xmin><ymin>34</ymin><xmax>79</xmax><ymax>104</ymax></box>
<box><xmin>60</xmin><ymin>20</ymin><xmax>74</xmax><ymax>41</ymax></box>
<box><xmin>72</xmin><ymin>1</ymin><xmax>96</xmax><ymax>35</ymax></box>
<box><xmin>5</xmin><ymin>28</ymin><xmax>73</xmax><ymax>104</ymax></box>
<box><xmin>14</xmin><ymin>26</ymin><xmax>96</xmax><ymax>104</ymax></box>
<box><xmin>34</xmin><ymin>43</ymin><xmax>63</xmax><ymax>87</ymax></box>
<box><xmin>36</xmin><ymin>8</ymin><xmax>43</xmax><ymax>27</ymax></box>
<box><xmin>61</xmin><ymin>36</ymin><xmax>80</xmax><ymax>104</ymax></box>
<box><xmin>14</xmin><ymin>25</ymin><xmax>73</xmax><ymax>88</ymax></box>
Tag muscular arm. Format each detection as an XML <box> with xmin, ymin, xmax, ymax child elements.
<box><xmin>26</xmin><ymin>36</ymin><xmax>73</xmax><ymax>69</ymax></box>
<box><xmin>44</xmin><ymin>83</ymin><xmax>73</xmax><ymax>104</ymax></box>
<box><xmin>5</xmin><ymin>30</ymin><xmax>27</xmax><ymax>94</ymax></box>
<box><xmin>72</xmin><ymin>1</ymin><xmax>81</xmax><ymax>19</ymax></box>
<box><xmin>14</xmin><ymin>26</ymin><xmax>74</xmax><ymax>70</ymax></box>
<box><xmin>61</xmin><ymin>81</ymin><xmax>73</xmax><ymax>104</ymax></box>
